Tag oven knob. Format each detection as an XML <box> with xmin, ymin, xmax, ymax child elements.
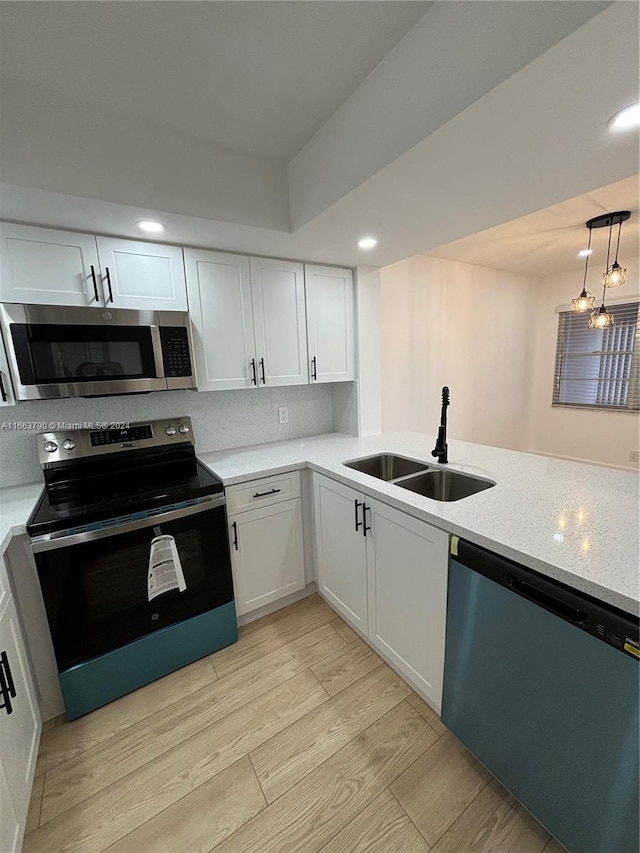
<box><xmin>62</xmin><ymin>439</ymin><xmax>76</xmax><ymax>451</ymax></box>
<box><xmin>43</xmin><ymin>441</ymin><xmax>58</xmax><ymax>453</ymax></box>
<box><xmin>165</xmin><ymin>425</ymin><xmax>176</xmax><ymax>436</ymax></box>
<box><xmin>178</xmin><ymin>424</ymin><xmax>190</xmax><ymax>434</ymax></box>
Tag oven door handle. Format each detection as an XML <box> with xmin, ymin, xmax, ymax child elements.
<box><xmin>30</xmin><ymin>494</ymin><xmax>226</xmax><ymax>553</ymax></box>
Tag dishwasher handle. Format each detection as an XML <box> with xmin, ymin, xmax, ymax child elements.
<box><xmin>508</xmin><ymin>576</ymin><xmax>588</xmax><ymax>624</ymax></box>
<box><xmin>452</xmin><ymin>537</ymin><xmax>638</xmax><ymax>657</ymax></box>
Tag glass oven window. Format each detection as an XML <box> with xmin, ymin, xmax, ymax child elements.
<box><xmin>10</xmin><ymin>323</ymin><xmax>157</xmax><ymax>384</ymax></box>
<box><xmin>36</xmin><ymin>505</ymin><xmax>234</xmax><ymax>670</ymax></box>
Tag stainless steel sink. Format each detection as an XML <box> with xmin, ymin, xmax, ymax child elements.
<box><xmin>343</xmin><ymin>453</ymin><xmax>430</xmax><ymax>481</ymax></box>
<box><xmin>397</xmin><ymin>469</ymin><xmax>495</xmax><ymax>502</ymax></box>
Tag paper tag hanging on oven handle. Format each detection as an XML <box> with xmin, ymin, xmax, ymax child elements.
<box><xmin>148</xmin><ymin>534</ymin><xmax>187</xmax><ymax>601</ymax></box>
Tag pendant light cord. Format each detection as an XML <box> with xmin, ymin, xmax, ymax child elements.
<box><xmin>582</xmin><ymin>226</ymin><xmax>593</xmax><ymax>290</ymax></box>
<box><xmin>614</xmin><ymin>220</ymin><xmax>622</xmax><ymax>264</ymax></box>
<box><xmin>605</xmin><ymin>218</ymin><xmax>613</xmax><ymax>271</ymax></box>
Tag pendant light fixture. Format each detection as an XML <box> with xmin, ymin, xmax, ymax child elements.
<box><xmin>603</xmin><ymin>213</ymin><xmax>628</xmax><ymax>287</ymax></box>
<box><xmin>588</xmin><ymin>287</ymin><xmax>615</xmax><ymax>329</ymax></box>
<box><xmin>572</xmin><ymin>210</ymin><xmax>630</xmax><ymax>325</ymax></box>
<box><xmin>572</xmin><ymin>220</ymin><xmax>595</xmax><ymax>312</ymax></box>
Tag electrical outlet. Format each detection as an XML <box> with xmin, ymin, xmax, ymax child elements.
<box><xmin>278</xmin><ymin>406</ymin><xmax>289</xmax><ymax>425</ymax></box>
<box><xmin>629</xmin><ymin>450</ymin><xmax>640</xmax><ymax>463</ymax></box>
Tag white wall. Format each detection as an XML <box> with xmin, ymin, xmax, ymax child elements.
<box><xmin>527</xmin><ymin>256</ymin><xmax>640</xmax><ymax>470</ymax></box>
<box><xmin>0</xmin><ymin>384</ymin><xmax>335</xmax><ymax>488</ymax></box>
<box><xmin>355</xmin><ymin>266</ymin><xmax>382</xmax><ymax>436</ymax></box>
<box><xmin>380</xmin><ymin>256</ymin><xmax>536</xmax><ymax>451</ymax></box>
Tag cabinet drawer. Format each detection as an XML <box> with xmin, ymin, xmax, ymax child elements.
<box><xmin>226</xmin><ymin>470</ymin><xmax>301</xmax><ymax>515</ymax></box>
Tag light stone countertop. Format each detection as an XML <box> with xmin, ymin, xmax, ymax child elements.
<box><xmin>0</xmin><ymin>481</ymin><xmax>44</xmax><ymax>554</ymax></box>
<box><xmin>0</xmin><ymin>432</ymin><xmax>637</xmax><ymax>615</ymax></box>
<box><xmin>199</xmin><ymin>431</ymin><xmax>640</xmax><ymax>616</ymax></box>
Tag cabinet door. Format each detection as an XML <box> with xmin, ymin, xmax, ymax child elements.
<box><xmin>96</xmin><ymin>237</ymin><xmax>187</xmax><ymax>311</ymax></box>
<box><xmin>0</xmin><ymin>759</ymin><xmax>19</xmax><ymax>853</ymax></box>
<box><xmin>0</xmin><ymin>596</ymin><xmax>41</xmax><ymax>831</ymax></box>
<box><xmin>184</xmin><ymin>249</ymin><xmax>256</xmax><ymax>391</ymax></box>
<box><xmin>229</xmin><ymin>498</ymin><xmax>305</xmax><ymax>616</ymax></box>
<box><xmin>366</xmin><ymin>499</ymin><xmax>448</xmax><ymax>709</ymax></box>
<box><xmin>313</xmin><ymin>474</ymin><xmax>368</xmax><ymax>633</ymax></box>
<box><xmin>0</xmin><ymin>224</ymin><xmax>101</xmax><ymax>308</ymax></box>
<box><xmin>250</xmin><ymin>257</ymin><xmax>308</xmax><ymax>386</ymax></box>
<box><xmin>305</xmin><ymin>265</ymin><xmax>354</xmax><ymax>383</ymax></box>
<box><xmin>0</xmin><ymin>330</ymin><xmax>15</xmax><ymax>407</ymax></box>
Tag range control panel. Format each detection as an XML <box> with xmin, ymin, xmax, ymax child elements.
<box><xmin>38</xmin><ymin>417</ymin><xmax>194</xmax><ymax>466</ymax></box>
<box><xmin>90</xmin><ymin>425</ymin><xmax>154</xmax><ymax>446</ymax></box>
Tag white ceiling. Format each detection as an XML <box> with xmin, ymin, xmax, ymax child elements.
<box><xmin>0</xmin><ymin>1</ymin><xmax>429</xmax><ymax>162</ymax></box>
<box><xmin>0</xmin><ymin>2</ymin><xmax>637</xmax><ymax>271</ymax></box>
<box><xmin>427</xmin><ymin>176</ymin><xmax>640</xmax><ymax>278</ymax></box>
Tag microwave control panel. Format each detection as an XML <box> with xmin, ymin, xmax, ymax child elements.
<box><xmin>160</xmin><ymin>327</ymin><xmax>193</xmax><ymax>377</ymax></box>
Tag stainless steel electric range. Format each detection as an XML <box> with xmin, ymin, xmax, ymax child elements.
<box><xmin>27</xmin><ymin>417</ymin><xmax>237</xmax><ymax>719</ymax></box>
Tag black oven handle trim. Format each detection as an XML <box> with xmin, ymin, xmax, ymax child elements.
<box><xmin>30</xmin><ymin>493</ymin><xmax>226</xmax><ymax>553</ymax></box>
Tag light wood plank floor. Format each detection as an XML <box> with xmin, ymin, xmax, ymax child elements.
<box><xmin>24</xmin><ymin>594</ymin><xmax>566</xmax><ymax>853</ymax></box>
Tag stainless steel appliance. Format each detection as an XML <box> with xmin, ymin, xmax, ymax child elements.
<box><xmin>442</xmin><ymin>538</ymin><xmax>639</xmax><ymax>853</ymax></box>
<box><xmin>0</xmin><ymin>303</ymin><xmax>195</xmax><ymax>400</ymax></box>
<box><xmin>27</xmin><ymin>417</ymin><xmax>237</xmax><ymax>719</ymax></box>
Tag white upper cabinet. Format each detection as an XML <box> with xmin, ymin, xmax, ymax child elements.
<box><xmin>0</xmin><ymin>224</ymin><xmax>101</xmax><ymax>308</ymax></box>
<box><xmin>305</xmin><ymin>264</ymin><xmax>354</xmax><ymax>383</ymax></box>
<box><xmin>186</xmin><ymin>252</ymin><xmax>309</xmax><ymax>391</ymax></box>
<box><xmin>184</xmin><ymin>249</ymin><xmax>256</xmax><ymax>391</ymax></box>
<box><xmin>95</xmin><ymin>237</ymin><xmax>187</xmax><ymax>311</ymax></box>
<box><xmin>0</xmin><ymin>224</ymin><xmax>188</xmax><ymax>311</ymax></box>
<box><xmin>250</xmin><ymin>257</ymin><xmax>308</xmax><ymax>387</ymax></box>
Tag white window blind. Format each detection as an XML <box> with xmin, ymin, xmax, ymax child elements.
<box><xmin>553</xmin><ymin>301</ymin><xmax>640</xmax><ymax>411</ymax></box>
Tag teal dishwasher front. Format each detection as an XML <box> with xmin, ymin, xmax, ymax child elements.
<box><xmin>442</xmin><ymin>540</ymin><xmax>639</xmax><ymax>853</ymax></box>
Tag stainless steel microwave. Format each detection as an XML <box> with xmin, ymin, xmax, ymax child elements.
<box><xmin>0</xmin><ymin>304</ymin><xmax>196</xmax><ymax>400</ymax></box>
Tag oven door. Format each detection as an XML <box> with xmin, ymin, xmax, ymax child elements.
<box><xmin>1</xmin><ymin>303</ymin><xmax>167</xmax><ymax>399</ymax></box>
<box><xmin>32</xmin><ymin>497</ymin><xmax>234</xmax><ymax>672</ymax></box>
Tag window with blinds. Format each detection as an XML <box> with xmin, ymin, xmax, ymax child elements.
<box><xmin>553</xmin><ymin>301</ymin><xmax>640</xmax><ymax>411</ymax></box>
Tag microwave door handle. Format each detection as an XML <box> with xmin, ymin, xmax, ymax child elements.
<box><xmin>150</xmin><ymin>327</ymin><xmax>165</xmax><ymax>378</ymax></box>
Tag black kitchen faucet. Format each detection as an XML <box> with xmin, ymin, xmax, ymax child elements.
<box><xmin>431</xmin><ymin>386</ymin><xmax>450</xmax><ymax>464</ymax></box>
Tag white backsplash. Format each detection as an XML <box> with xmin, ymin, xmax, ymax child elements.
<box><xmin>0</xmin><ymin>384</ymin><xmax>336</xmax><ymax>487</ymax></box>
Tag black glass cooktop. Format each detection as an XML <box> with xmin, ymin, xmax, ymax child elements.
<box><xmin>27</xmin><ymin>451</ymin><xmax>223</xmax><ymax>537</ymax></box>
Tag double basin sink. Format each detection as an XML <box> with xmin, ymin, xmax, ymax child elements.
<box><xmin>343</xmin><ymin>454</ymin><xmax>495</xmax><ymax>502</ymax></box>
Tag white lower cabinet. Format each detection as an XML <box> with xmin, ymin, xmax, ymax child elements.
<box><xmin>0</xmin><ymin>760</ymin><xmax>19</xmax><ymax>853</ymax></box>
<box><xmin>365</xmin><ymin>498</ymin><xmax>448</xmax><ymax>708</ymax></box>
<box><xmin>0</xmin><ymin>564</ymin><xmax>41</xmax><ymax>853</ymax></box>
<box><xmin>227</xmin><ymin>474</ymin><xmax>305</xmax><ymax>616</ymax></box>
<box><xmin>312</xmin><ymin>472</ymin><xmax>449</xmax><ymax>709</ymax></box>
<box><xmin>313</xmin><ymin>475</ymin><xmax>368</xmax><ymax>633</ymax></box>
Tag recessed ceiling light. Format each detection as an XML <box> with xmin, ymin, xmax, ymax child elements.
<box><xmin>578</xmin><ymin>248</ymin><xmax>593</xmax><ymax>257</ymax></box>
<box><xmin>136</xmin><ymin>220</ymin><xmax>165</xmax><ymax>233</ymax></box>
<box><xmin>608</xmin><ymin>103</ymin><xmax>640</xmax><ymax>131</ymax></box>
<box><xmin>357</xmin><ymin>237</ymin><xmax>378</xmax><ymax>250</ymax></box>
